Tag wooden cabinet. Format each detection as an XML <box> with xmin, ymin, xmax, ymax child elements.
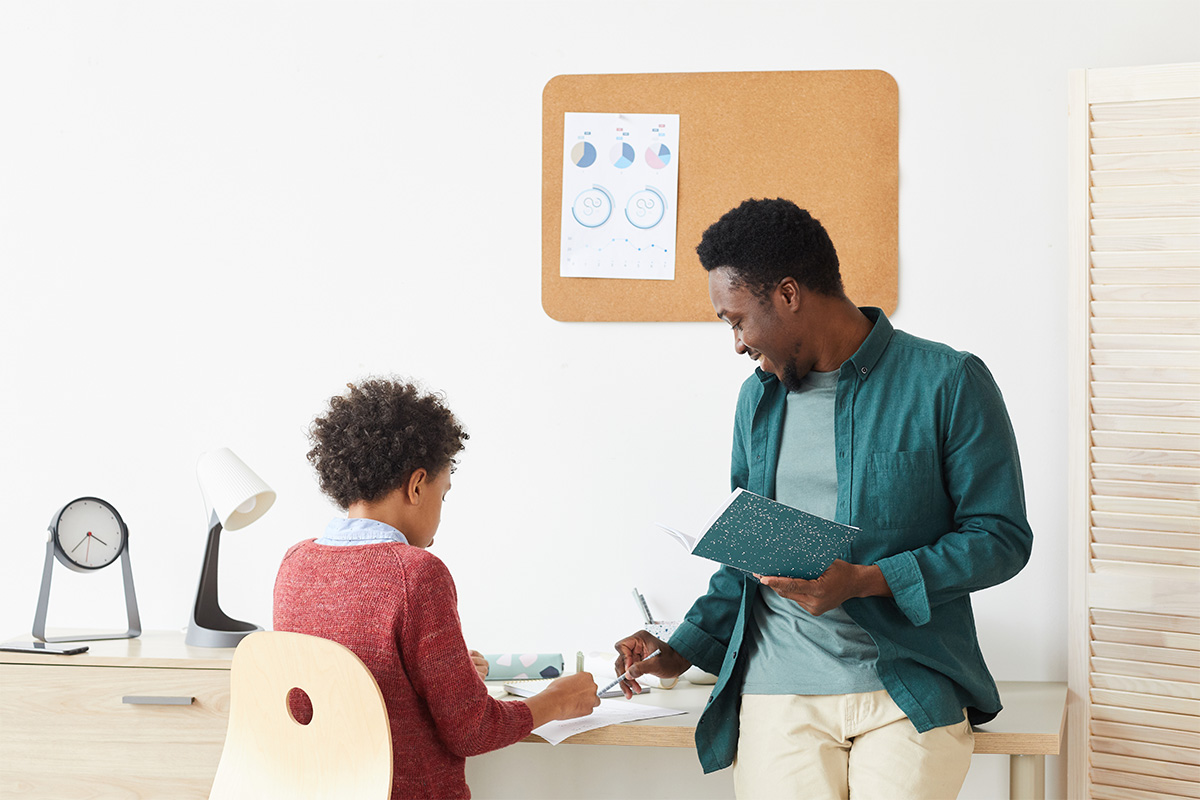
<box><xmin>0</xmin><ymin>632</ymin><xmax>234</xmax><ymax>798</ymax></box>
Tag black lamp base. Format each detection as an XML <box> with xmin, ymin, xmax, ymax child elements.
<box><xmin>186</xmin><ymin>515</ymin><xmax>260</xmax><ymax>649</ymax></box>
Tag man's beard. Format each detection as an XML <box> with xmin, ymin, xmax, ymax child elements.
<box><xmin>781</xmin><ymin>358</ymin><xmax>806</xmax><ymax>392</ymax></box>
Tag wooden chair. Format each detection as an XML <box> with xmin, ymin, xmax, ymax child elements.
<box><xmin>209</xmin><ymin>631</ymin><xmax>392</xmax><ymax>799</ymax></box>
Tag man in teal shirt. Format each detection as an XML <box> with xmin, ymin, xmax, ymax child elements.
<box><xmin>616</xmin><ymin>198</ymin><xmax>1032</xmax><ymax>799</ymax></box>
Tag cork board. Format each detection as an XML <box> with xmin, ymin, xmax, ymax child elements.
<box><xmin>542</xmin><ymin>70</ymin><xmax>898</xmax><ymax>322</ymax></box>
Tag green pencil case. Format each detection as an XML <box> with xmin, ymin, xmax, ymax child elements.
<box><xmin>483</xmin><ymin>652</ymin><xmax>563</xmax><ymax>680</ymax></box>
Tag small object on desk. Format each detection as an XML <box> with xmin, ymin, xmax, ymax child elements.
<box><xmin>643</xmin><ymin>621</ymin><xmax>679</xmax><ymax>641</ymax></box>
<box><xmin>682</xmin><ymin>665</ymin><xmax>718</xmax><ymax>685</ymax></box>
<box><xmin>631</xmin><ymin>589</ymin><xmax>680</xmax><ymax>686</ymax></box>
<box><xmin>632</xmin><ymin>588</ymin><xmax>653</xmax><ymax>624</ymax></box>
<box><xmin>484</xmin><ymin>652</ymin><xmax>563</xmax><ymax>680</ymax></box>
<box><xmin>33</xmin><ymin>496</ymin><xmax>141</xmax><ymax>643</ymax></box>
<box><xmin>0</xmin><ymin>640</ymin><xmax>89</xmax><ymax>655</ymax></box>
<box><xmin>505</xmin><ymin>678</ymin><xmax>638</xmax><ymax>699</ymax></box>
<box><xmin>599</xmin><ymin>648</ymin><xmax>661</xmax><ymax>696</ymax></box>
<box><xmin>632</xmin><ymin>588</ymin><xmax>679</xmax><ymax>648</ymax></box>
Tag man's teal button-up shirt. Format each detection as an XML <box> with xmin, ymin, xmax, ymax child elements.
<box><xmin>669</xmin><ymin>307</ymin><xmax>1034</xmax><ymax>774</ymax></box>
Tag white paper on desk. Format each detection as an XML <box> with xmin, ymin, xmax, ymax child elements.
<box><xmin>531</xmin><ymin>699</ymin><xmax>685</xmax><ymax>746</ymax></box>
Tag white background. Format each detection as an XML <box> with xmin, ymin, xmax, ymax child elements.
<box><xmin>1</xmin><ymin>2</ymin><xmax>1196</xmax><ymax>798</ymax></box>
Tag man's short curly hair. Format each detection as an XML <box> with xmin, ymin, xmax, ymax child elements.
<box><xmin>695</xmin><ymin>198</ymin><xmax>843</xmax><ymax>300</ymax></box>
<box><xmin>307</xmin><ymin>378</ymin><xmax>468</xmax><ymax>509</ymax></box>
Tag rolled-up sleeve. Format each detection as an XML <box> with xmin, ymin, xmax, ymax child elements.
<box><xmin>876</xmin><ymin>355</ymin><xmax>1033</xmax><ymax>624</ymax></box>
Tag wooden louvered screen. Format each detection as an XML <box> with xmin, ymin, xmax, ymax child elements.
<box><xmin>1068</xmin><ymin>63</ymin><xmax>1200</xmax><ymax>800</ymax></box>
<box><xmin>1089</xmin><ymin>610</ymin><xmax>1200</xmax><ymax>799</ymax></box>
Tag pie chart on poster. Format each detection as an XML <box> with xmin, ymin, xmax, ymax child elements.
<box><xmin>571</xmin><ymin>141</ymin><xmax>597</xmax><ymax>168</ymax></box>
<box><xmin>611</xmin><ymin>142</ymin><xmax>636</xmax><ymax>169</ymax></box>
<box><xmin>645</xmin><ymin>144</ymin><xmax>672</xmax><ymax>169</ymax></box>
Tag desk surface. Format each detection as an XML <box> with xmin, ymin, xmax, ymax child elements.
<box><xmin>3</xmin><ymin>633</ymin><xmax>1065</xmax><ymax>757</ymax></box>
<box><xmin>0</xmin><ymin>630</ymin><xmax>236</xmax><ymax>669</ymax></box>
<box><xmin>491</xmin><ymin>680</ymin><xmax>1067</xmax><ymax>756</ymax></box>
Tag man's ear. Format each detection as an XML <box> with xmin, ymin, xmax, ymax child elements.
<box><xmin>405</xmin><ymin>468</ymin><xmax>429</xmax><ymax>505</ymax></box>
<box><xmin>777</xmin><ymin>277</ymin><xmax>804</xmax><ymax>313</ymax></box>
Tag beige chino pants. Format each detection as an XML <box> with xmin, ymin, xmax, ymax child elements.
<box><xmin>733</xmin><ymin>690</ymin><xmax>974</xmax><ymax>800</ymax></box>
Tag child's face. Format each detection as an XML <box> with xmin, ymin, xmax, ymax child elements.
<box><xmin>407</xmin><ymin>466</ymin><xmax>452</xmax><ymax>549</ymax></box>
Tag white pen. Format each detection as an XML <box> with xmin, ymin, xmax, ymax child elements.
<box><xmin>598</xmin><ymin>648</ymin><xmax>661</xmax><ymax>696</ymax></box>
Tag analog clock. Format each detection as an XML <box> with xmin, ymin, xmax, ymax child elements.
<box><xmin>32</xmin><ymin>496</ymin><xmax>141</xmax><ymax>642</ymax></box>
<box><xmin>51</xmin><ymin>497</ymin><xmax>127</xmax><ymax>571</ymax></box>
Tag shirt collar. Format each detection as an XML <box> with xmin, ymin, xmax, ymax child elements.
<box><xmin>845</xmin><ymin>307</ymin><xmax>893</xmax><ymax>381</ymax></box>
<box><xmin>319</xmin><ymin>517</ymin><xmax>409</xmax><ymax>545</ymax></box>
<box><xmin>753</xmin><ymin>306</ymin><xmax>893</xmax><ymax>385</ymax></box>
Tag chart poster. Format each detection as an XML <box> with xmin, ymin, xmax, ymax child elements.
<box><xmin>560</xmin><ymin>112</ymin><xmax>679</xmax><ymax>280</ymax></box>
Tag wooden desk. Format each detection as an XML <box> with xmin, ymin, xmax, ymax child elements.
<box><xmin>0</xmin><ymin>631</ymin><xmax>235</xmax><ymax>798</ymax></box>
<box><xmin>0</xmin><ymin>631</ymin><xmax>1064</xmax><ymax>800</ymax></box>
<box><xmin>973</xmin><ymin>682</ymin><xmax>1069</xmax><ymax>800</ymax></box>
<box><xmin>494</xmin><ymin>680</ymin><xmax>1067</xmax><ymax>800</ymax></box>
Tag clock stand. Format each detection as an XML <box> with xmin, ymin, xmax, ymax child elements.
<box><xmin>32</xmin><ymin>497</ymin><xmax>141</xmax><ymax>643</ymax></box>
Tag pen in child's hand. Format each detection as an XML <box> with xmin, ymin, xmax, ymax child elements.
<box><xmin>598</xmin><ymin>648</ymin><xmax>661</xmax><ymax>696</ymax></box>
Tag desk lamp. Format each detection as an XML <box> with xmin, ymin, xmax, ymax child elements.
<box><xmin>186</xmin><ymin>447</ymin><xmax>276</xmax><ymax>648</ymax></box>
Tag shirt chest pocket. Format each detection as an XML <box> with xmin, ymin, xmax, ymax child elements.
<box><xmin>863</xmin><ymin>450</ymin><xmax>939</xmax><ymax>530</ymax></box>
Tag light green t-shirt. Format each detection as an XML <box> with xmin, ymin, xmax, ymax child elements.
<box><xmin>741</xmin><ymin>368</ymin><xmax>883</xmax><ymax>695</ymax></box>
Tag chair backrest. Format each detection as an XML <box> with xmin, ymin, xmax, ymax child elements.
<box><xmin>209</xmin><ymin>631</ymin><xmax>392</xmax><ymax>799</ymax></box>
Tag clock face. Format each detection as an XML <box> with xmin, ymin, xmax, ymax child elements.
<box><xmin>55</xmin><ymin>498</ymin><xmax>125</xmax><ymax>570</ymax></box>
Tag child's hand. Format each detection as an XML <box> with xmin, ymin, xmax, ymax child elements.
<box><xmin>469</xmin><ymin>649</ymin><xmax>489</xmax><ymax>680</ymax></box>
<box><xmin>524</xmin><ymin>672</ymin><xmax>600</xmax><ymax>727</ymax></box>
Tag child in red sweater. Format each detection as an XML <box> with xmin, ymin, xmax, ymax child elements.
<box><xmin>274</xmin><ymin>379</ymin><xmax>598</xmax><ymax>799</ymax></box>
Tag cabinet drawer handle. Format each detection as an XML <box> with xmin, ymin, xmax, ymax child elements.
<box><xmin>122</xmin><ymin>695</ymin><xmax>195</xmax><ymax>705</ymax></box>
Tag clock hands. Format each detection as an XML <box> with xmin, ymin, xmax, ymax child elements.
<box><xmin>70</xmin><ymin>531</ymin><xmax>110</xmax><ymax>563</ymax></box>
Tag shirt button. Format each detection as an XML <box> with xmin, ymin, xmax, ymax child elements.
<box><xmin>860</xmin><ymin>366</ymin><xmax>868</xmax><ymax>375</ymax></box>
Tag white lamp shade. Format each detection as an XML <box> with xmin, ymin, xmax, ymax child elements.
<box><xmin>196</xmin><ymin>448</ymin><xmax>276</xmax><ymax>531</ymax></box>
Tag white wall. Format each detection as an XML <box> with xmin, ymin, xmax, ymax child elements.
<box><xmin>1</xmin><ymin>1</ymin><xmax>1196</xmax><ymax>797</ymax></box>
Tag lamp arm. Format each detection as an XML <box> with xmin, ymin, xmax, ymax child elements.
<box><xmin>186</xmin><ymin>508</ymin><xmax>262</xmax><ymax>647</ymax></box>
<box><xmin>191</xmin><ymin>514</ymin><xmax>247</xmax><ymax>629</ymax></box>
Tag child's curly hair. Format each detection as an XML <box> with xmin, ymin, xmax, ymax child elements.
<box><xmin>307</xmin><ymin>378</ymin><xmax>468</xmax><ymax>509</ymax></box>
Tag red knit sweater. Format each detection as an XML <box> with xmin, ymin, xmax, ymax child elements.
<box><xmin>273</xmin><ymin>539</ymin><xmax>534</xmax><ymax>799</ymax></box>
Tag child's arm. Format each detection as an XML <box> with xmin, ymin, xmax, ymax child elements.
<box><xmin>401</xmin><ymin>555</ymin><xmax>539</xmax><ymax>757</ymax></box>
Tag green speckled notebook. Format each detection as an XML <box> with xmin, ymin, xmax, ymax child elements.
<box><xmin>658</xmin><ymin>488</ymin><xmax>858</xmax><ymax>579</ymax></box>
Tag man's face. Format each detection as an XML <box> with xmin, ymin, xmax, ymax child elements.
<box><xmin>708</xmin><ymin>267</ymin><xmax>811</xmax><ymax>390</ymax></box>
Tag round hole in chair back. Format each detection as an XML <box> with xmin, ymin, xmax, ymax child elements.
<box><xmin>286</xmin><ymin>687</ymin><xmax>314</xmax><ymax>725</ymax></box>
